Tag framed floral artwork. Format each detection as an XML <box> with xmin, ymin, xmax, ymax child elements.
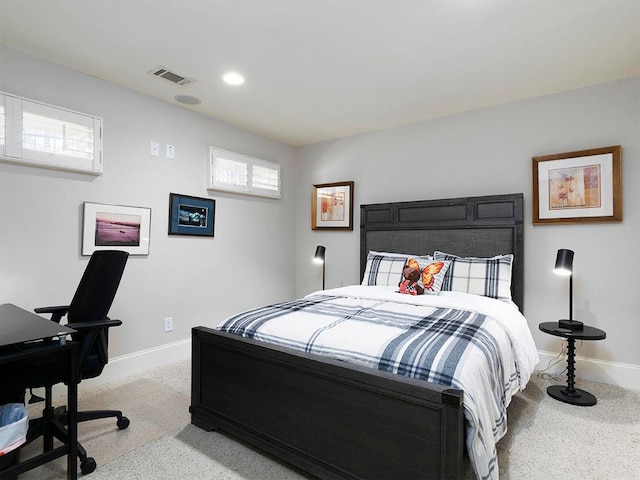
<box><xmin>312</xmin><ymin>181</ymin><xmax>354</xmax><ymax>230</ymax></box>
<box><xmin>532</xmin><ymin>145</ymin><xmax>622</xmax><ymax>225</ymax></box>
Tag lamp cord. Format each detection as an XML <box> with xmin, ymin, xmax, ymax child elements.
<box><xmin>538</xmin><ymin>339</ymin><xmax>583</xmax><ymax>381</ymax></box>
<box><xmin>538</xmin><ymin>340</ymin><xmax>567</xmax><ymax>381</ymax></box>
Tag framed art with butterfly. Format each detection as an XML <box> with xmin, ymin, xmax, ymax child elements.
<box><xmin>532</xmin><ymin>145</ymin><xmax>622</xmax><ymax>225</ymax></box>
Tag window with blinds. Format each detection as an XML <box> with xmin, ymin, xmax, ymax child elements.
<box><xmin>23</xmin><ymin>112</ymin><xmax>95</xmax><ymax>160</ymax></box>
<box><xmin>209</xmin><ymin>147</ymin><xmax>281</xmax><ymax>199</ymax></box>
<box><xmin>0</xmin><ymin>92</ymin><xmax>102</xmax><ymax>175</ymax></box>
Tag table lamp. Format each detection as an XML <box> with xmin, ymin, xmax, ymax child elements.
<box><xmin>313</xmin><ymin>245</ymin><xmax>326</xmax><ymax>290</ymax></box>
<box><xmin>554</xmin><ymin>248</ymin><xmax>583</xmax><ymax>330</ymax></box>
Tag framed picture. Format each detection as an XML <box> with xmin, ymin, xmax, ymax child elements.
<box><xmin>312</xmin><ymin>181</ymin><xmax>354</xmax><ymax>230</ymax></box>
<box><xmin>168</xmin><ymin>193</ymin><xmax>215</xmax><ymax>237</ymax></box>
<box><xmin>532</xmin><ymin>145</ymin><xmax>622</xmax><ymax>225</ymax></box>
<box><xmin>82</xmin><ymin>202</ymin><xmax>151</xmax><ymax>255</ymax></box>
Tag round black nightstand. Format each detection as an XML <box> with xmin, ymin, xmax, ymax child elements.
<box><xmin>539</xmin><ymin>322</ymin><xmax>606</xmax><ymax>406</ymax></box>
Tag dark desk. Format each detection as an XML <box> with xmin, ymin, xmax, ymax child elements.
<box><xmin>0</xmin><ymin>303</ymin><xmax>78</xmax><ymax>479</ymax></box>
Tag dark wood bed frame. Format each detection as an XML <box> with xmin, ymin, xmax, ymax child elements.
<box><xmin>190</xmin><ymin>193</ymin><xmax>524</xmax><ymax>480</ymax></box>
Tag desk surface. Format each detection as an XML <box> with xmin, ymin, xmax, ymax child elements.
<box><xmin>0</xmin><ymin>303</ymin><xmax>76</xmax><ymax>347</ymax></box>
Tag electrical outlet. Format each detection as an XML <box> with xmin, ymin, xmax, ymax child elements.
<box><xmin>150</xmin><ymin>141</ymin><xmax>160</xmax><ymax>157</ymax></box>
<box><xmin>166</xmin><ymin>144</ymin><xmax>175</xmax><ymax>159</ymax></box>
<box><xmin>163</xmin><ymin>317</ymin><xmax>173</xmax><ymax>333</ymax></box>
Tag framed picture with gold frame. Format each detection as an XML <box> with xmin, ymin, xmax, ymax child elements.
<box><xmin>532</xmin><ymin>145</ymin><xmax>622</xmax><ymax>225</ymax></box>
<box><xmin>312</xmin><ymin>181</ymin><xmax>354</xmax><ymax>230</ymax></box>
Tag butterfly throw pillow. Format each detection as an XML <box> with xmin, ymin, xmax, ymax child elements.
<box><xmin>397</xmin><ymin>258</ymin><xmax>450</xmax><ymax>296</ymax></box>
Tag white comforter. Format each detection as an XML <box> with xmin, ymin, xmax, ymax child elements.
<box><xmin>218</xmin><ymin>285</ymin><xmax>539</xmax><ymax>480</ymax></box>
<box><xmin>308</xmin><ymin>285</ymin><xmax>540</xmax><ymax>389</ymax></box>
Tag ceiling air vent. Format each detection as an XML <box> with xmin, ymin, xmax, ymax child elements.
<box><xmin>148</xmin><ymin>66</ymin><xmax>195</xmax><ymax>86</ymax></box>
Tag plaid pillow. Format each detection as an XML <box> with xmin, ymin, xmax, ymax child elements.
<box><xmin>433</xmin><ymin>251</ymin><xmax>513</xmax><ymax>302</ymax></box>
<box><xmin>361</xmin><ymin>251</ymin><xmax>433</xmax><ymax>287</ymax></box>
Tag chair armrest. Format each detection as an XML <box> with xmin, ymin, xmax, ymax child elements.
<box><xmin>34</xmin><ymin>305</ymin><xmax>70</xmax><ymax>323</ymax></box>
<box><xmin>67</xmin><ymin>319</ymin><xmax>123</xmax><ymax>331</ymax></box>
<box><xmin>34</xmin><ymin>305</ymin><xmax>70</xmax><ymax>315</ymax></box>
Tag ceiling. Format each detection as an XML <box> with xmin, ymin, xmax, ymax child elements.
<box><xmin>1</xmin><ymin>0</ymin><xmax>638</xmax><ymax>147</ymax></box>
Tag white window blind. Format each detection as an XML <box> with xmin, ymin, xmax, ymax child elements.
<box><xmin>0</xmin><ymin>92</ymin><xmax>102</xmax><ymax>175</ymax></box>
<box><xmin>252</xmin><ymin>161</ymin><xmax>280</xmax><ymax>193</ymax></box>
<box><xmin>23</xmin><ymin>112</ymin><xmax>95</xmax><ymax>160</ymax></box>
<box><xmin>209</xmin><ymin>147</ymin><xmax>281</xmax><ymax>199</ymax></box>
<box><xmin>215</xmin><ymin>157</ymin><xmax>248</xmax><ymax>189</ymax></box>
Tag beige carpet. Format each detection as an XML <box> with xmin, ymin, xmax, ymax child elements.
<box><xmin>90</xmin><ymin>367</ymin><xmax>640</xmax><ymax>480</ymax></box>
<box><xmin>11</xmin><ymin>360</ymin><xmax>640</xmax><ymax>480</ymax></box>
<box><xmin>18</xmin><ymin>378</ymin><xmax>190</xmax><ymax>479</ymax></box>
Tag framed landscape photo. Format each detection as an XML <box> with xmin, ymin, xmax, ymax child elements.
<box><xmin>312</xmin><ymin>181</ymin><xmax>354</xmax><ymax>230</ymax></box>
<box><xmin>168</xmin><ymin>193</ymin><xmax>215</xmax><ymax>237</ymax></box>
<box><xmin>532</xmin><ymin>145</ymin><xmax>622</xmax><ymax>225</ymax></box>
<box><xmin>83</xmin><ymin>202</ymin><xmax>151</xmax><ymax>255</ymax></box>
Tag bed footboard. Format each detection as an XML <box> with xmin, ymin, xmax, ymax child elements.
<box><xmin>190</xmin><ymin>327</ymin><xmax>468</xmax><ymax>480</ymax></box>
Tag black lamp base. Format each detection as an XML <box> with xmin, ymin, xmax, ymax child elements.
<box><xmin>547</xmin><ymin>385</ymin><xmax>596</xmax><ymax>406</ymax></box>
<box><xmin>559</xmin><ymin>319</ymin><xmax>583</xmax><ymax>330</ymax></box>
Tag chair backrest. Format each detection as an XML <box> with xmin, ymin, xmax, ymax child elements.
<box><xmin>68</xmin><ymin>250</ymin><xmax>128</xmax><ymax>379</ymax></box>
<box><xmin>68</xmin><ymin>250</ymin><xmax>128</xmax><ymax>325</ymax></box>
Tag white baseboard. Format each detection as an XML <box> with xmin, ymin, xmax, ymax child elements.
<box><xmin>46</xmin><ymin>341</ymin><xmax>640</xmax><ymax>399</ymax></box>
<box><xmin>96</xmin><ymin>343</ymin><xmax>640</xmax><ymax>392</ymax></box>
<box><xmin>537</xmin><ymin>349</ymin><xmax>640</xmax><ymax>391</ymax></box>
<box><xmin>76</xmin><ymin>337</ymin><xmax>191</xmax><ymax>393</ymax></box>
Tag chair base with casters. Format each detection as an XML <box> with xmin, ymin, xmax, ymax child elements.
<box><xmin>24</xmin><ymin>312</ymin><xmax>130</xmax><ymax>475</ymax></box>
<box><xmin>25</xmin><ymin>382</ymin><xmax>130</xmax><ymax>475</ymax></box>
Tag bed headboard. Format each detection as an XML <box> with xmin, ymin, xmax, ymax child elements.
<box><xmin>360</xmin><ymin>193</ymin><xmax>524</xmax><ymax>312</ymax></box>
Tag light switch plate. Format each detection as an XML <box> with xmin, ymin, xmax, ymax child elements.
<box><xmin>166</xmin><ymin>144</ymin><xmax>175</xmax><ymax>159</ymax></box>
<box><xmin>163</xmin><ymin>317</ymin><xmax>173</xmax><ymax>333</ymax></box>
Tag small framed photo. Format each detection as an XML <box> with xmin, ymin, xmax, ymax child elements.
<box><xmin>312</xmin><ymin>181</ymin><xmax>354</xmax><ymax>230</ymax></box>
<box><xmin>83</xmin><ymin>202</ymin><xmax>151</xmax><ymax>256</ymax></box>
<box><xmin>168</xmin><ymin>193</ymin><xmax>215</xmax><ymax>237</ymax></box>
<box><xmin>532</xmin><ymin>146</ymin><xmax>622</xmax><ymax>225</ymax></box>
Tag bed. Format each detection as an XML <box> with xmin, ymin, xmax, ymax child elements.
<box><xmin>190</xmin><ymin>193</ymin><xmax>538</xmax><ymax>480</ymax></box>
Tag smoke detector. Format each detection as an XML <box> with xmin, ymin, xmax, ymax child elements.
<box><xmin>148</xmin><ymin>66</ymin><xmax>195</xmax><ymax>86</ymax></box>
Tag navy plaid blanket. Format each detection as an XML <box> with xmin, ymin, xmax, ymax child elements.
<box><xmin>217</xmin><ymin>288</ymin><xmax>532</xmax><ymax>480</ymax></box>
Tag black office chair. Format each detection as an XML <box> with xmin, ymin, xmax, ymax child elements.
<box><xmin>21</xmin><ymin>250</ymin><xmax>130</xmax><ymax>475</ymax></box>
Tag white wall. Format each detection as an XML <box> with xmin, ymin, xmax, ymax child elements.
<box><xmin>2</xmin><ymin>46</ymin><xmax>639</xmax><ymax>389</ymax></box>
<box><xmin>0</xmin><ymin>47</ymin><xmax>298</xmax><ymax>361</ymax></box>
<box><xmin>296</xmin><ymin>77</ymin><xmax>640</xmax><ymax>387</ymax></box>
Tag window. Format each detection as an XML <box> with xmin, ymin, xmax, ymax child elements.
<box><xmin>23</xmin><ymin>112</ymin><xmax>95</xmax><ymax>160</ymax></box>
<box><xmin>214</xmin><ymin>156</ymin><xmax>248</xmax><ymax>188</ymax></box>
<box><xmin>209</xmin><ymin>147</ymin><xmax>281</xmax><ymax>199</ymax></box>
<box><xmin>0</xmin><ymin>92</ymin><xmax>102</xmax><ymax>175</ymax></box>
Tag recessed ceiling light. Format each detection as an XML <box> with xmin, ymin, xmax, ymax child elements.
<box><xmin>223</xmin><ymin>72</ymin><xmax>245</xmax><ymax>86</ymax></box>
<box><xmin>175</xmin><ymin>95</ymin><xmax>202</xmax><ymax>105</ymax></box>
